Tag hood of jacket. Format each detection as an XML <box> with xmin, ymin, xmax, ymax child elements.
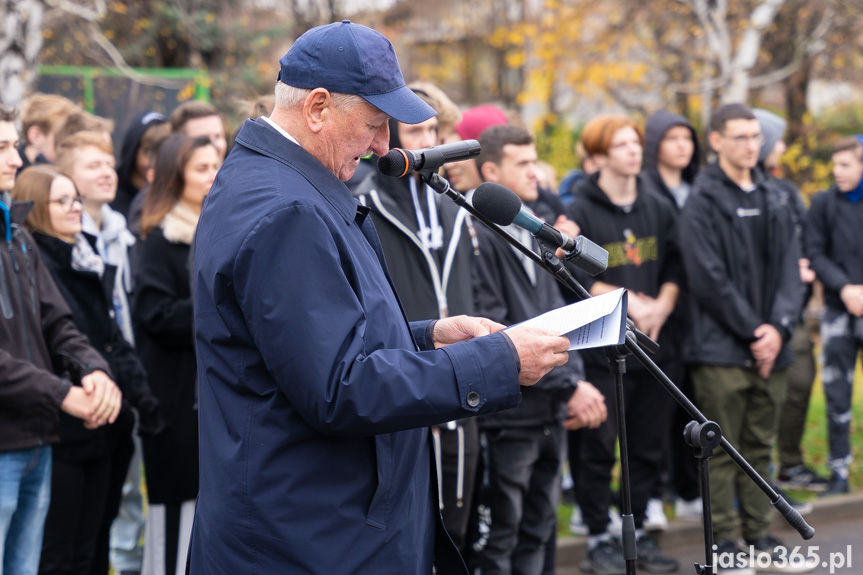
<box><xmin>643</xmin><ymin>109</ymin><xmax>700</xmax><ymax>192</ymax></box>
<box><xmin>116</xmin><ymin>111</ymin><xmax>168</xmax><ymax>190</ymax></box>
<box><xmin>82</xmin><ymin>204</ymin><xmax>135</xmax><ymax>248</ymax></box>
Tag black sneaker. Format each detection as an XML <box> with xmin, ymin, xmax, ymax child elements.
<box><xmin>713</xmin><ymin>538</ymin><xmax>755</xmax><ymax>574</ymax></box>
<box><xmin>820</xmin><ymin>471</ymin><xmax>850</xmax><ymax>497</ymax></box>
<box><xmin>776</xmin><ymin>464</ymin><xmax>830</xmax><ymax>492</ymax></box>
<box><xmin>580</xmin><ymin>539</ymin><xmax>627</xmax><ymax>575</ymax></box>
<box><xmin>743</xmin><ymin>533</ymin><xmax>816</xmax><ymax>573</ymax></box>
<box><xmin>636</xmin><ymin>534</ymin><xmax>679</xmax><ymax>573</ymax></box>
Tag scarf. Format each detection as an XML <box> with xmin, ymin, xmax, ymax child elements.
<box><xmin>71</xmin><ymin>233</ymin><xmax>105</xmax><ymax>276</ymax></box>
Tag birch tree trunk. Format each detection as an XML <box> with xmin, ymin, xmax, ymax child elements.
<box><xmin>0</xmin><ymin>0</ymin><xmax>44</xmax><ymax>108</ymax></box>
<box><xmin>721</xmin><ymin>0</ymin><xmax>786</xmax><ymax>103</ymax></box>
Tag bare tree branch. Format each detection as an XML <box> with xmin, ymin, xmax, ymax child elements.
<box><xmin>44</xmin><ymin>0</ymin><xmax>106</xmax><ymax>21</ymax></box>
<box><xmin>86</xmin><ymin>22</ymin><xmax>192</xmax><ymax>88</ymax></box>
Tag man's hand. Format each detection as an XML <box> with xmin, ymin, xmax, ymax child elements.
<box><xmin>504</xmin><ymin>325</ymin><xmax>571</xmax><ymax>386</ymax></box>
<box><xmin>840</xmin><ymin>285</ymin><xmax>863</xmax><ymax>317</ymax></box>
<box><xmin>553</xmin><ymin>215</ymin><xmax>581</xmax><ymax>260</ymax></box>
<box><xmin>563</xmin><ymin>380</ymin><xmax>607</xmax><ymax>430</ymax></box>
<box><xmin>750</xmin><ymin>324</ymin><xmax>782</xmax><ymax>378</ymax></box>
<box><xmin>799</xmin><ymin>258</ymin><xmax>816</xmax><ymax>284</ymax></box>
<box><xmin>433</xmin><ymin>316</ymin><xmax>506</xmax><ymax>349</ymax></box>
<box><xmin>628</xmin><ymin>292</ymin><xmax>674</xmax><ymax>341</ymax></box>
<box><xmin>60</xmin><ymin>386</ymin><xmax>96</xmax><ymax>426</ymax></box>
<box><xmin>80</xmin><ymin>370</ymin><xmax>122</xmax><ymax>427</ymax></box>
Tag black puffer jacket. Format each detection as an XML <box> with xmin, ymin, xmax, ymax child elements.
<box><xmin>679</xmin><ymin>164</ymin><xmax>804</xmax><ymax>369</ymax></box>
<box><xmin>0</xmin><ymin>195</ymin><xmax>110</xmax><ymax>453</ymax></box>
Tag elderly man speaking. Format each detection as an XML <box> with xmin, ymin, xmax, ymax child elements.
<box><xmin>188</xmin><ymin>21</ymin><xmax>580</xmax><ymax>574</ymax></box>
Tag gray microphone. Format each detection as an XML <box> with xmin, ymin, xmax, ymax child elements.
<box><xmin>472</xmin><ymin>182</ymin><xmax>608</xmax><ymax>276</ymax></box>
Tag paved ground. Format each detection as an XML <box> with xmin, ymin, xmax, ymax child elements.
<box><xmin>554</xmin><ymin>492</ymin><xmax>863</xmax><ymax>575</ymax></box>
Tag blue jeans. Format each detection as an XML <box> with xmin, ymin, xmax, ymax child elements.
<box><xmin>0</xmin><ymin>446</ymin><xmax>52</xmax><ymax>575</ymax></box>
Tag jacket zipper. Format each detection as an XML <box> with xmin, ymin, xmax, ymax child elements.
<box><xmin>368</xmin><ymin>189</ymin><xmax>450</xmax><ymax>318</ymax></box>
<box><xmin>8</xmin><ymin>239</ymin><xmax>34</xmax><ymax>362</ymax></box>
<box><xmin>16</xmin><ymin>230</ymin><xmax>38</xmax><ymax>316</ymax></box>
<box><xmin>0</xmin><ymin>248</ymin><xmax>12</xmax><ymax>319</ymax></box>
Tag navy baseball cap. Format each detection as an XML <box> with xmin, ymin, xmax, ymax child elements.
<box><xmin>277</xmin><ymin>20</ymin><xmax>436</xmax><ymax>125</ymax></box>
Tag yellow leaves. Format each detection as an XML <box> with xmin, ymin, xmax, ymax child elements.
<box><xmin>506</xmin><ymin>51</ymin><xmax>526</xmax><ymax>69</ymax></box>
<box><xmin>109</xmin><ymin>2</ymin><xmax>128</xmax><ymax>15</ymax></box>
<box><xmin>43</xmin><ymin>29</ymin><xmax>54</xmax><ymax>39</ymax></box>
<box><xmin>257</xmin><ymin>62</ymin><xmax>274</xmax><ymax>78</ymax></box>
<box><xmin>177</xmin><ymin>82</ymin><xmax>195</xmax><ymax>102</ymax></box>
<box><xmin>204</xmin><ymin>13</ymin><xmax>216</xmax><ymax>25</ymax></box>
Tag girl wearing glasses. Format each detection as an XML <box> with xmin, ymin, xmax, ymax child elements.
<box><xmin>12</xmin><ymin>165</ymin><xmax>160</xmax><ymax>574</ymax></box>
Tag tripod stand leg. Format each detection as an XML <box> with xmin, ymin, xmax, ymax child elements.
<box><xmin>684</xmin><ymin>420</ymin><xmax>722</xmax><ymax>575</ymax></box>
<box><xmin>606</xmin><ymin>353</ymin><xmax>637</xmax><ymax>574</ymax></box>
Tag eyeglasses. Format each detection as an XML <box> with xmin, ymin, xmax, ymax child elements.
<box><xmin>48</xmin><ymin>195</ymin><xmax>85</xmax><ymax>213</ymax></box>
<box><xmin>721</xmin><ymin>133</ymin><xmax>765</xmax><ymax>147</ymax></box>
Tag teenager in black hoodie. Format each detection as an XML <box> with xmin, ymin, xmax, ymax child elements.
<box><xmin>641</xmin><ymin>109</ymin><xmax>703</xmax><ymax>525</ymax></box>
<box><xmin>565</xmin><ymin>115</ymin><xmax>681</xmax><ymax>575</ymax></box>
<box><xmin>112</xmin><ymin>111</ymin><xmax>168</xmax><ymax>219</ymax></box>
<box><xmin>353</xmin><ymin>86</ymin><xmax>482</xmax><ymax>556</ymax></box>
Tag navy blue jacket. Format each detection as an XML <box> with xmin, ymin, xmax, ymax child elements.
<box><xmin>189</xmin><ymin>118</ymin><xmax>522</xmax><ymax>574</ymax></box>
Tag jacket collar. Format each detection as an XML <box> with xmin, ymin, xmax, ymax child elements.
<box><xmin>696</xmin><ymin>163</ymin><xmax>775</xmax><ymax>217</ymax></box>
<box><xmin>233</xmin><ymin>118</ymin><xmax>359</xmax><ymax>225</ymax></box>
<box><xmin>581</xmin><ymin>171</ymin><xmax>646</xmax><ymax>212</ymax></box>
<box><xmin>0</xmin><ymin>192</ymin><xmax>33</xmax><ymax>243</ymax></box>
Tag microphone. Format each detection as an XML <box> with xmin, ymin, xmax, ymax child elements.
<box><xmin>472</xmin><ymin>182</ymin><xmax>608</xmax><ymax>276</ymax></box>
<box><xmin>377</xmin><ymin>140</ymin><xmax>481</xmax><ymax>178</ymax></box>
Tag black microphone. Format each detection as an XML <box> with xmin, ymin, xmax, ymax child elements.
<box><xmin>377</xmin><ymin>140</ymin><xmax>481</xmax><ymax>178</ymax></box>
<box><xmin>472</xmin><ymin>182</ymin><xmax>608</xmax><ymax>276</ymax></box>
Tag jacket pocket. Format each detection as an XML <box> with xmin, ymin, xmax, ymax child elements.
<box><xmin>366</xmin><ymin>434</ymin><xmax>394</xmax><ymax>529</ymax></box>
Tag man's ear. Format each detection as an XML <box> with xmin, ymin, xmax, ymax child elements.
<box><xmin>591</xmin><ymin>154</ymin><xmax>608</xmax><ymax>170</ymax></box>
<box><xmin>708</xmin><ymin>131</ymin><xmax>722</xmax><ymax>154</ymax></box>
<box><xmin>480</xmin><ymin>160</ymin><xmax>498</xmax><ymax>183</ymax></box>
<box><xmin>27</xmin><ymin>126</ymin><xmax>45</xmax><ymax>148</ymax></box>
<box><xmin>303</xmin><ymin>88</ymin><xmax>332</xmax><ymax>134</ymax></box>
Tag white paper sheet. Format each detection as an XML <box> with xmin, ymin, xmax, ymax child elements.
<box><xmin>506</xmin><ymin>288</ymin><xmax>628</xmax><ymax>350</ymax></box>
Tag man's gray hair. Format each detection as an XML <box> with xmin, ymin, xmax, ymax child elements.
<box><xmin>274</xmin><ymin>82</ymin><xmax>366</xmax><ymax>111</ymax></box>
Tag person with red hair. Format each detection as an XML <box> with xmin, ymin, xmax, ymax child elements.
<box><xmin>565</xmin><ymin>114</ymin><xmax>682</xmax><ymax>575</ymax></box>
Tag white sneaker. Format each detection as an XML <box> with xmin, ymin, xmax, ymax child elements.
<box><xmin>675</xmin><ymin>496</ymin><xmax>703</xmax><ymax>522</ymax></box>
<box><xmin>643</xmin><ymin>498</ymin><xmax>668</xmax><ymax>532</ymax></box>
<box><xmin>569</xmin><ymin>506</ymin><xmax>625</xmax><ymax>538</ymax></box>
<box><xmin>607</xmin><ymin>506</ymin><xmax>623</xmax><ymax>538</ymax></box>
<box><xmin>568</xmin><ymin>506</ymin><xmax>588</xmax><ymax>536</ymax></box>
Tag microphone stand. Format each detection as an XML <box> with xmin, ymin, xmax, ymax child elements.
<box><xmin>420</xmin><ymin>171</ymin><xmax>814</xmax><ymax>575</ymax></box>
